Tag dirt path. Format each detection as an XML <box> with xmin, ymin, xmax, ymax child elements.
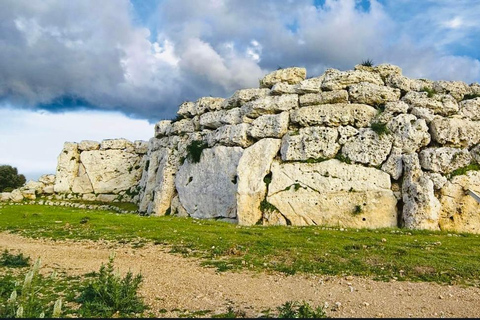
<box><xmin>1</xmin><ymin>232</ymin><xmax>480</xmax><ymax>318</ymax></box>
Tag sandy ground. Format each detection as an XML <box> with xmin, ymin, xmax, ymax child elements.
<box><xmin>1</xmin><ymin>232</ymin><xmax>480</xmax><ymax>318</ymax></box>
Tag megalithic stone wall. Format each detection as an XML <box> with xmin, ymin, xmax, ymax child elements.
<box><xmin>137</xmin><ymin>63</ymin><xmax>480</xmax><ymax>233</ymax></box>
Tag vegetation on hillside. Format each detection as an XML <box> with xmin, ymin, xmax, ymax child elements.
<box><xmin>0</xmin><ymin>165</ymin><xmax>26</xmax><ymax>192</ymax></box>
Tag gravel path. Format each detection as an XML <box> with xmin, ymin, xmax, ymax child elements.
<box><xmin>1</xmin><ymin>232</ymin><xmax>479</xmax><ymax>318</ymax></box>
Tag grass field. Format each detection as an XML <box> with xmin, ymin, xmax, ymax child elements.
<box><xmin>0</xmin><ymin>204</ymin><xmax>479</xmax><ymax>286</ymax></box>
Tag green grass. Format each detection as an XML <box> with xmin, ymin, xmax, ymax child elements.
<box><xmin>0</xmin><ymin>205</ymin><xmax>480</xmax><ymax>286</ymax></box>
<box><xmin>0</xmin><ymin>250</ymin><xmax>30</xmax><ymax>268</ymax></box>
<box><xmin>449</xmin><ymin>163</ymin><xmax>480</xmax><ymax>178</ymax></box>
<box><xmin>421</xmin><ymin>87</ymin><xmax>436</xmax><ymax>98</ymax></box>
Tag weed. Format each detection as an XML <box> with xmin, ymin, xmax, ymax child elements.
<box><xmin>293</xmin><ymin>183</ymin><xmax>301</xmax><ymax>191</ymax></box>
<box><xmin>361</xmin><ymin>59</ymin><xmax>374</xmax><ymax>67</ymax></box>
<box><xmin>0</xmin><ymin>250</ymin><xmax>30</xmax><ymax>268</ymax></box>
<box><xmin>277</xmin><ymin>300</ymin><xmax>328</xmax><ymax>318</ymax></box>
<box><xmin>462</xmin><ymin>93</ymin><xmax>480</xmax><ymax>101</ymax></box>
<box><xmin>352</xmin><ymin>205</ymin><xmax>363</xmax><ymax>216</ymax></box>
<box><xmin>171</xmin><ymin>114</ymin><xmax>184</xmax><ymax>123</ymax></box>
<box><xmin>263</xmin><ymin>173</ymin><xmax>273</xmax><ymax>186</ymax></box>
<box><xmin>259</xmin><ymin>199</ymin><xmax>279</xmax><ymax>213</ymax></box>
<box><xmin>449</xmin><ymin>163</ymin><xmax>480</xmax><ymax>178</ymax></box>
<box><xmin>290</xmin><ymin>130</ymin><xmax>300</xmax><ymax>136</ymax></box>
<box><xmin>334</xmin><ymin>153</ymin><xmax>351</xmax><ymax>164</ymax></box>
<box><xmin>305</xmin><ymin>157</ymin><xmax>327</xmax><ymax>164</ymax></box>
<box><xmin>186</xmin><ymin>140</ymin><xmax>208</xmax><ymax>164</ymax></box>
<box><xmin>76</xmin><ymin>253</ymin><xmax>146</xmax><ymax>317</ymax></box>
<box><xmin>421</xmin><ymin>87</ymin><xmax>436</xmax><ymax>98</ymax></box>
<box><xmin>371</xmin><ymin>122</ymin><xmax>390</xmax><ymax>136</ymax></box>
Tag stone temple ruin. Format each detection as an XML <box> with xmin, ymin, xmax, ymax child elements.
<box><xmin>2</xmin><ymin>63</ymin><xmax>480</xmax><ymax>233</ymax></box>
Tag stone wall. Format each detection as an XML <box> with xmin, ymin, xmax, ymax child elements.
<box><xmin>138</xmin><ymin>64</ymin><xmax>480</xmax><ymax>233</ymax></box>
<box><xmin>1</xmin><ymin>138</ymin><xmax>148</xmax><ymax>203</ymax></box>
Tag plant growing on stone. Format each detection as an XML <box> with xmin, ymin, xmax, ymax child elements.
<box><xmin>352</xmin><ymin>205</ymin><xmax>363</xmax><ymax>216</ymax></box>
<box><xmin>361</xmin><ymin>59</ymin><xmax>374</xmax><ymax>67</ymax></box>
<box><xmin>421</xmin><ymin>87</ymin><xmax>436</xmax><ymax>98</ymax></box>
<box><xmin>76</xmin><ymin>253</ymin><xmax>146</xmax><ymax>318</ymax></box>
<box><xmin>277</xmin><ymin>300</ymin><xmax>328</xmax><ymax>318</ymax></box>
<box><xmin>334</xmin><ymin>153</ymin><xmax>351</xmax><ymax>164</ymax></box>
<box><xmin>259</xmin><ymin>199</ymin><xmax>279</xmax><ymax>213</ymax></box>
<box><xmin>462</xmin><ymin>93</ymin><xmax>480</xmax><ymax>100</ymax></box>
<box><xmin>371</xmin><ymin>122</ymin><xmax>390</xmax><ymax>136</ymax></box>
<box><xmin>448</xmin><ymin>163</ymin><xmax>480</xmax><ymax>179</ymax></box>
<box><xmin>185</xmin><ymin>140</ymin><xmax>208</xmax><ymax>164</ymax></box>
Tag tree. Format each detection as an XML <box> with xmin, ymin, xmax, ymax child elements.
<box><xmin>0</xmin><ymin>165</ymin><xmax>26</xmax><ymax>192</ymax></box>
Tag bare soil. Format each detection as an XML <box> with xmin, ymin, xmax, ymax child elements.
<box><xmin>1</xmin><ymin>232</ymin><xmax>480</xmax><ymax>318</ymax></box>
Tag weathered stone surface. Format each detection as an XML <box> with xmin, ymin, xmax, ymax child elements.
<box><xmin>101</xmin><ymin>138</ymin><xmax>133</xmax><ymax>150</ymax></box>
<box><xmin>299</xmin><ymin>90</ymin><xmax>348</xmax><ymax>107</ymax></box>
<box><xmin>167</xmin><ymin>119</ymin><xmax>195</xmax><ymax>135</ymax></box>
<box><xmin>236</xmin><ymin>139</ymin><xmax>281</xmax><ymax>225</ymax></box>
<box><xmin>409</xmin><ymin>78</ymin><xmax>434</xmax><ymax>92</ymax></box>
<box><xmin>72</xmin><ymin>163</ymin><xmax>94</xmax><ymax>194</ymax></box>
<box><xmin>248</xmin><ymin>112</ymin><xmax>289</xmax><ymax>139</ymax></box>
<box><xmin>439</xmin><ymin>171</ymin><xmax>480</xmax><ymax>233</ymax></box>
<box><xmin>459</xmin><ymin>98</ymin><xmax>480</xmax><ymax>120</ymax></box>
<box><xmin>206</xmin><ymin>123</ymin><xmax>252</xmax><ymax>148</ymax></box>
<box><xmin>177</xmin><ymin>101</ymin><xmax>196</xmax><ymax>118</ymax></box>
<box><xmin>82</xmin><ymin>193</ymin><xmax>96</xmax><ymax>201</ymax></box>
<box><xmin>150</xmin><ymin>148</ymin><xmax>177</xmax><ymax>216</ymax></box>
<box><xmin>387</xmin><ymin>114</ymin><xmax>430</xmax><ymax>153</ymax></box>
<box><xmin>266</xmin><ymin>160</ymin><xmax>397</xmax><ymax>227</ymax></box>
<box><xmin>138</xmin><ymin>150</ymin><xmax>162</xmax><ymax>212</ymax></box>
<box><xmin>424</xmin><ymin>172</ymin><xmax>447</xmax><ymax>190</ymax></box>
<box><xmin>295</xmin><ymin>76</ymin><xmax>324</xmax><ymax>94</ymax></box>
<box><xmin>96</xmin><ymin>194</ymin><xmax>116</xmax><ymax>202</ymax></box>
<box><xmin>170</xmin><ymin>194</ymin><xmax>189</xmax><ymax>217</ymax></box>
<box><xmin>0</xmin><ymin>192</ymin><xmax>10</xmax><ymax>202</ymax></box>
<box><xmin>348</xmin><ymin>82</ymin><xmax>401</xmax><ymax>105</ymax></box>
<box><xmin>21</xmin><ymin>189</ymin><xmax>36</xmax><ymax>200</ymax></box>
<box><xmin>23</xmin><ymin>181</ymin><xmax>44</xmax><ymax>193</ymax></box>
<box><xmin>419</xmin><ymin>147</ymin><xmax>472</xmax><ymax>174</ymax></box>
<box><xmin>384</xmin><ymin>101</ymin><xmax>409</xmax><ymax>114</ymax></box>
<box><xmin>194</xmin><ymin>97</ymin><xmax>225</xmax><ymax>115</ymax></box>
<box><xmin>241</xmin><ymin>94</ymin><xmax>298</xmax><ymax>118</ymax></box>
<box><xmin>381</xmin><ymin>148</ymin><xmax>403</xmax><ymax>180</ymax></box>
<box><xmin>78</xmin><ymin>140</ymin><xmax>100</xmax><ymax>151</ymax></box>
<box><xmin>42</xmin><ymin>186</ymin><xmax>54</xmax><ymax>194</ymax></box>
<box><xmin>176</xmin><ymin>146</ymin><xmax>243</xmax><ymax>219</ymax></box>
<box><xmin>260</xmin><ymin>67</ymin><xmax>306</xmax><ymax>88</ymax></box>
<box><xmin>337</xmin><ymin>126</ymin><xmax>359</xmax><ymax>145</ymax></box>
<box><xmin>155</xmin><ymin>120</ymin><xmax>172</xmax><ymax>138</ymax></box>
<box><xmin>430</xmin><ymin>117</ymin><xmax>480</xmax><ymax>147</ymax></box>
<box><xmin>410</xmin><ymin>107</ymin><xmax>435</xmax><ymax>123</ymax></box>
<box><xmin>134</xmin><ymin>140</ymin><xmax>148</xmax><ymax>154</ymax></box>
<box><xmin>432</xmin><ymin>80</ymin><xmax>469</xmax><ymax>101</ymax></box>
<box><xmin>290</xmin><ymin>103</ymin><xmax>377</xmax><ymax>128</ymax></box>
<box><xmin>385</xmin><ymin>74</ymin><xmax>412</xmax><ymax>92</ymax></box>
<box><xmin>10</xmin><ymin>189</ymin><xmax>24</xmax><ymax>202</ymax></box>
<box><xmin>280</xmin><ymin>127</ymin><xmax>339</xmax><ymax>161</ymax></box>
<box><xmin>270</xmin><ymin>82</ymin><xmax>297</xmax><ymax>95</ymax></box>
<box><xmin>341</xmin><ymin>129</ymin><xmax>393</xmax><ymax>166</ymax></box>
<box><xmin>199</xmin><ymin>108</ymin><xmax>244</xmax><ymax>129</ymax></box>
<box><xmin>38</xmin><ymin>174</ymin><xmax>55</xmax><ymax>185</ymax></box>
<box><xmin>402</xmin><ymin>91</ymin><xmax>458</xmax><ymax>116</ymax></box>
<box><xmin>54</xmin><ymin>142</ymin><xmax>80</xmax><ymax>193</ymax></box>
<box><xmin>321</xmin><ymin>69</ymin><xmax>384</xmax><ymax>91</ymax></box>
<box><xmin>222</xmin><ymin>88</ymin><xmax>270</xmax><ymax>109</ymax></box>
<box><xmin>471</xmin><ymin>144</ymin><xmax>480</xmax><ymax>163</ymax></box>
<box><xmin>80</xmin><ymin>150</ymin><xmax>143</xmax><ymax>194</ymax></box>
<box><xmin>402</xmin><ymin>154</ymin><xmax>440</xmax><ymax>230</ymax></box>
<box><xmin>374</xmin><ymin>64</ymin><xmax>403</xmax><ymax>80</ymax></box>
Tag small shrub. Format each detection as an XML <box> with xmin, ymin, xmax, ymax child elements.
<box><xmin>76</xmin><ymin>253</ymin><xmax>146</xmax><ymax>318</ymax></box>
<box><xmin>334</xmin><ymin>153</ymin><xmax>351</xmax><ymax>164</ymax></box>
<box><xmin>449</xmin><ymin>163</ymin><xmax>480</xmax><ymax>178</ymax></box>
<box><xmin>277</xmin><ymin>300</ymin><xmax>328</xmax><ymax>318</ymax></box>
<box><xmin>462</xmin><ymin>93</ymin><xmax>480</xmax><ymax>101</ymax></box>
<box><xmin>0</xmin><ymin>250</ymin><xmax>30</xmax><ymax>268</ymax></box>
<box><xmin>360</xmin><ymin>59</ymin><xmax>374</xmax><ymax>67</ymax></box>
<box><xmin>259</xmin><ymin>199</ymin><xmax>279</xmax><ymax>213</ymax></box>
<box><xmin>371</xmin><ymin>122</ymin><xmax>390</xmax><ymax>136</ymax></box>
<box><xmin>186</xmin><ymin>140</ymin><xmax>208</xmax><ymax>163</ymax></box>
<box><xmin>421</xmin><ymin>87</ymin><xmax>436</xmax><ymax>98</ymax></box>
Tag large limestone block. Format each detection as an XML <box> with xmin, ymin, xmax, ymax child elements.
<box><xmin>236</xmin><ymin>139</ymin><xmax>281</xmax><ymax>225</ymax></box>
<box><xmin>439</xmin><ymin>171</ymin><xmax>480</xmax><ymax>233</ymax></box>
<box><xmin>176</xmin><ymin>146</ymin><xmax>244</xmax><ymax>219</ymax></box>
<box><xmin>134</xmin><ymin>140</ymin><xmax>148</xmax><ymax>154</ymax></box>
<box><xmin>290</xmin><ymin>103</ymin><xmax>377</xmax><ymax>128</ymax></box>
<box><xmin>409</xmin><ymin>78</ymin><xmax>434</xmax><ymax>92</ymax></box>
<box><xmin>430</xmin><ymin>117</ymin><xmax>480</xmax><ymax>148</ymax></box>
<box><xmin>80</xmin><ymin>149</ymin><xmax>142</xmax><ymax>194</ymax></box>
<box><xmin>241</xmin><ymin>94</ymin><xmax>298</xmax><ymax>118</ymax></box>
<box><xmin>348</xmin><ymin>82</ymin><xmax>401</xmax><ymax>105</ymax></box>
<box><xmin>78</xmin><ymin>140</ymin><xmax>100</xmax><ymax>151</ymax></box>
<box><xmin>270</xmin><ymin>82</ymin><xmax>297</xmax><ymax>95</ymax></box>
<box><xmin>10</xmin><ymin>189</ymin><xmax>24</xmax><ymax>202</ymax></box>
<box><xmin>151</xmin><ymin>148</ymin><xmax>178</xmax><ymax>216</ymax></box>
<box><xmin>387</xmin><ymin>114</ymin><xmax>430</xmax><ymax>153</ymax></box>
<box><xmin>72</xmin><ymin>163</ymin><xmax>94</xmax><ymax>194</ymax></box>
<box><xmin>167</xmin><ymin>119</ymin><xmax>196</xmax><ymax>135</ymax></box>
<box><xmin>0</xmin><ymin>192</ymin><xmax>10</xmax><ymax>202</ymax></box>
<box><xmin>195</xmin><ymin>97</ymin><xmax>225</xmax><ymax>113</ymax></box>
<box><xmin>432</xmin><ymin>80</ymin><xmax>470</xmax><ymax>101</ymax></box>
<box><xmin>154</xmin><ymin>120</ymin><xmax>172</xmax><ymax>138</ymax></box>
<box><xmin>199</xmin><ymin>108</ymin><xmax>244</xmax><ymax>129</ymax></box>
<box><xmin>401</xmin><ymin>154</ymin><xmax>440</xmax><ymax>230</ymax></box>
<box><xmin>338</xmin><ymin>126</ymin><xmax>359</xmax><ymax>145</ymax></box>
<box><xmin>341</xmin><ymin>129</ymin><xmax>393</xmax><ymax>166</ymax></box>
<box><xmin>177</xmin><ymin>101</ymin><xmax>196</xmax><ymax>118</ymax></box>
<box><xmin>100</xmin><ymin>138</ymin><xmax>133</xmax><ymax>150</ymax></box>
<box><xmin>260</xmin><ymin>67</ymin><xmax>306</xmax><ymax>88</ymax></box>
<box><xmin>38</xmin><ymin>174</ymin><xmax>55</xmax><ymax>185</ymax></box>
<box><xmin>373</xmin><ymin>64</ymin><xmax>403</xmax><ymax>80</ymax></box>
<box><xmin>321</xmin><ymin>68</ymin><xmax>384</xmax><ymax>91</ymax></box>
<box><xmin>266</xmin><ymin>160</ymin><xmax>397</xmax><ymax>227</ymax></box>
<box><xmin>385</xmin><ymin>74</ymin><xmax>412</xmax><ymax>92</ymax></box>
<box><xmin>206</xmin><ymin>123</ymin><xmax>252</xmax><ymax>148</ymax></box>
<box><xmin>54</xmin><ymin>142</ymin><xmax>80</xmax><ymax>193</ymax></box>
<box><xmin>248</xmin><ymin>112</ymin><xmax>289</xmax><ymax>139</ymax></box>
<box><xmin>381</xmin><ymin>148</ymin><xmax>403</xmax><ymax>180</ymax></box>
<box><xmin>280</xmin><ymin>127</ymin><xmax>340</xmax><ymax>161</ymax></box>
<box><xmin>222</xmin><ymin>88</ymin><xmax>270</xmax><ymax>109</ymax></box>
<box><xmin>402</xmin><ymin>91</ymin><xmax>458</xmax><ymax>116</ymax></box>
<box><xmin>295</xmin><ymin>76</ymin><xmax>324</xmax><ymax>94</ymax></box>
<box><xmin>471</xmin><ymin>144</ymin><xmax>480</xmax><ymax>163</ymax></box>
<box><xmin>138</xmin><ymin>150</ymin><xmax>162</xmax><ymax>212</ymax></box>
<box><xmin>419</xmin><ymin>147</ymin><xmax>472</xmax><ymax>174</ymax></box>
<box><xmin>23</xmin><ymin>181</ymin><xmax>45</xmax><ymax>193</ymax></box>
<box><xmin>299</xmin><ymin>90</ymin><xmax>348</xmax><ymax>107</ymax></box>
<box><xmin>459</xmin><ymin>98</ymin><xmax>480</xmax><ymax>121</ymax></box>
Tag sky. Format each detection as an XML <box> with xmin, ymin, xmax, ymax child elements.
<box><xmin>1</xmin><ymin>0</ymin><xmax>480</xmax><ymax>180</ymax></box>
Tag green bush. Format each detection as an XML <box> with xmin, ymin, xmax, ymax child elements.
<box><xmin>421</xmin><ymin>87</ymin><xmax>436</xmax><ymax>98</ymax></box>
<box><xmin>360</xmin><ymin>59</ymin><xmax>374</xmax><ymax>67</ymax></box>
<box><xmin>76</xmin><ymin>254</ymin><xmax>146</xmax><ymax>317</ymax></box>
<box><xmin>186</xmin><ymin>140</ymin><xmax>208</xmax><ymax>164</ymax></box>
<box><xmin>371</xmin><ymin>122</ymin><xmax>390</xmax><ymax>136</ymax></box>
<box><xmin>277</xmin><ymin>300</ymin><xmax>328</xmax><ymax>318</ymax></box>
<box><xmin>0</xmin><ymin>165</ymin><xmax>26</xmax><ymax>192</ymax></box>
<box><xmin>0</xmin><ymin>250</ymin><xmax>30</xmax><ymax>268</ymax></box>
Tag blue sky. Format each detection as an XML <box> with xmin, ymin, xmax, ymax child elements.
<box><xmin>1</xmin><ymin>0</ymin><xmax>480</xmax><ymax>180</ymax></box>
